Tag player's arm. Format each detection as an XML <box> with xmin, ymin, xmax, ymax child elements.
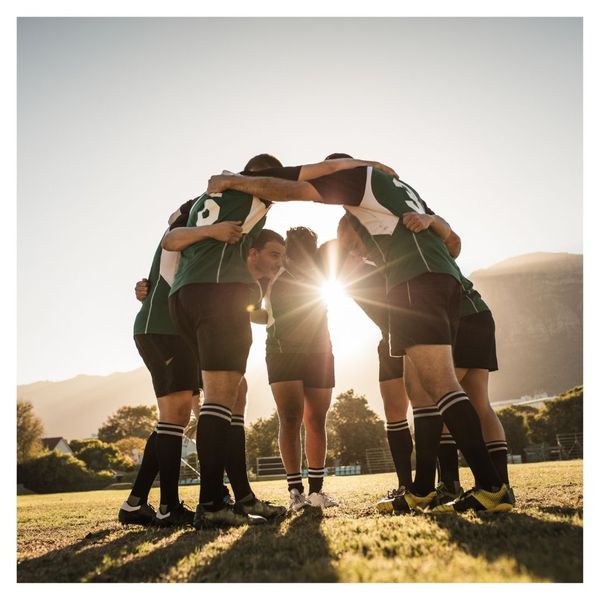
<box><xmin>162</xmin><ymin>221</ymin><xmax>244</xmax><ymax>251</ymax></box>
<box><xmin>208</xmin><ymin>175</ymin><xmax>324</xmax><ymax>203</ymax></box>
<box><xmin>297</xmin><ymin>158</ymin><xmax>398</xmax><ymax>180</ymax></box>
<box><xmin>402</xmin><ymin>211</ymin><xmax>462</xmax><ymax>258</ymax></box>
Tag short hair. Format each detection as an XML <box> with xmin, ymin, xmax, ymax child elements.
<box><xmin>324</xmin><ymin>153</ymin><xmax>353</xmax><ymax>160</ymax></box>
<box><xmin>244</xmin><ymin>154</ymin><xmax>283</xmax><ymax>172</ymax></box>
<box><xmin>285</xmin><ymin>226</ymin><xmax>318</xmax><ymax>264</ymax></box>
<box><xmin>250</xmin><ymin>228</ymin><xmax>285</xmax><ymax>251</ymax></box>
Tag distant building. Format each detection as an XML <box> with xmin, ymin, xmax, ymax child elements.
<box><xmin>41</xmin><ymin>437</ymin><xmax>73</xmax><ymax>455</ymax></box>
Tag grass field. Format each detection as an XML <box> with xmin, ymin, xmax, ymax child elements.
<box><xmin>16</xmin><ymin>460</ymin><xmax>583</xmax><ymax>583</ymax></box>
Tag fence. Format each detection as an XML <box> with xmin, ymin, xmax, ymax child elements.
<box><xmin>556</xmin><ymin>432</ymin><xmax>583</xmax><ymax>459</ymax></box>
<box><xmin>256</xmin><ymin>456</ymin><xmax>287</xmax><ymax>480</ymax></box>
<box><xmin>364</xmin><ymin>447</ymin><xmax>395</xmax><ymax>474</ymax></box>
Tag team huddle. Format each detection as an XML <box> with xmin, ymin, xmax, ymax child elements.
<box><xmin>119</xmin><ymin>153</ymin><xmax>515</xmax><ymax>530</ymax></box>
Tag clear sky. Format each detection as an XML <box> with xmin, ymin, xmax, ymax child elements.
<box><xmin>17</xmin><ymin>16</ymin><xmax>582</xmax><ymax>385</ymax></box>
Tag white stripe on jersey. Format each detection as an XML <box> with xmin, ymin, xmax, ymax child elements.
<box><xmin>242</xmin><ymin>196</ymin><xmax>270</xmax><ymax>234</ymax></box>
<box><xmin>159</xmin><ymin>246</ymin><xmax>181</xmax><ymax>286</ymax></box>
<box><xmin>345</xmin><ymin>166</ymin><xmax>399</xmax><ymax>236</ymax></box>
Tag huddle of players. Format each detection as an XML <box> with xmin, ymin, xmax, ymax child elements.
<box><xmin>119</xmin><ymin>152</ymin><xmax>514</xmax><ymax>530</ymax></box>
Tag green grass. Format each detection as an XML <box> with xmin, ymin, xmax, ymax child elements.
<box><xmin>17</xmin><ymin>460</ymin><xmax>582</xmax><ymax>583</ymax></box>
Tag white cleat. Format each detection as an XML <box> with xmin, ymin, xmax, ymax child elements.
<box><xmin>288</xmin><ymin>488</ymin><xmax>309</xmax><ymax>512</ymax></box>
<box><xmin>306</xmin><ymin>491</ymin><xmax>338</xmax><ymax>508</ymax></box>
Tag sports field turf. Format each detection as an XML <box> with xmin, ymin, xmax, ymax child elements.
<box><xmin>16</xmin><ymin>460</ymin><xmax>582</xmax><ymax>583</ymax></box>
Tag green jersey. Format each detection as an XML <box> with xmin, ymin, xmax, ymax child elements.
<box><xmin>133</xmin><ymin>232</ymin><xmax>182</xmax><ymax>336</ymax></box>
<box><xmin>170</xmin><ymin>167</ymin><xmax>300</xmax><ymax>295</ymax></box>
<box><xmin>133</xmin><ymin>201</ymin><xmax>195</xmax><ymax>336</ymax></box>
<box><xmin>309</xmin><ymin>166</ymin><xmax>462</xmax><ymax>290</ymax></box>
<box><xmin>419</xmin><ymin>200</ymin><xmax>490</xmax><ymax>318</ymax></box>
<box><xmin>265</xmin><ymin>268</ymin><xmax>332</xmax><ymax>354</ymax></box>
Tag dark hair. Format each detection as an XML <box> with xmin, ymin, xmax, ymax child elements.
<box><xmin>324</xmin><ymin>153</ymin><xmax>353</xmax><ymax>160</ymax></box>
<box><xmin>250</xmin><ymin>228</ymin><xmax>285</xmax><ymax>251</ymax></box>
<box><xmin>285</xmin><ymin>226</ymin><xmax>318</xmax><ymax>264</ymax></box>
<box><xmin>244</xmin><ymin>154</ymin><xmax>283</xmax><ymax>172</ymax></box>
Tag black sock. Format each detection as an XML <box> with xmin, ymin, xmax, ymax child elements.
<box><xmin>197</xmin><ymin>403</ymin><xmax>232</xmax><ymax>509</ymax></box>
<box><xmin>156</xmin><ymin>422</ymin><xmax>184</xmax><ymax>509</ymax></box>
<box><xmin>386</xmin><ymin>420</ymin><xmax>413</xmax><ymax>489</ymax></box>
<box><xmin>226</xmin><ymin>414</ymin><xmax>253</xmax><ymax>501</ymax></box>
<box><xmin>486</xmin><ymin>440</ymin><xmax>510</xmax><ymax>486</ymax></box>
<box><xmin>437</xmin><ymin>391</ymin><xmax>502</xmax><ymax>491</ymax></box>
<box><xmin>308</xmin><ymin>467</ymin><xmax>325</xmax><ymax>495</ymax></box>
<box><xmin>287</xmin><ymin>472</ymin><xmax>304</xmax><ymax>494</ymax></box>
<box><xmin>411</xmin><ymin>407</ymin><xmax>443</xmax><ymax>496</ymax></box>
<box><xmin>437</xmin><ymin>432</ymin><xmax>460</xmax><ymax>493</ymax></box>
<box><xmin>129</xmin><ymin>430</ymin><xmax>158</xmax><ymax>503</ymax></box>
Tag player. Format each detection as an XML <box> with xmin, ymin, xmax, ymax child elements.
<box><xmin>119</xmin><ymin>204</ymin><xmax>242</xmax><ymax>527</ymax></box>
<box><xmin>261</xmin><ymin>227</ymin><xmax>337</xmax><ymax>511</ymax></box>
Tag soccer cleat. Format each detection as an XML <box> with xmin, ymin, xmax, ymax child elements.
<box><xmin>383</xmin><ymin>487</ymin><xmax>406</xmax><ymax>500</ymax></box>
<box><xmin>193</xmin><ymin>504</ymin><xmax>267</xmax><ymax>529</ymax></box>
<box><xmin>445</xmin><ymin>484</ymin><xmax>515</xmax><ymax>513</ymax></box>
<box><xmin>425</xmin><ymin>483</ymin><xmax>465</xmax><ymax>513</ymax></box>
<box><xmin>152</xmin><ymin>501</ymin><xmax>195</xmax><ymax>527</ymax></box>
<box><xmin>236</xmin><ymin>495</ymin><xmax>287</xmax><ymax>520</ymax></box>
<box><xmin>376</xmin><ymin>489</ymin><xmax>436</xmax><ymax>514</ymax></box>
<box><xmin>507</xmin><ymin>486</ymin><xmax>517</xmax><ymax>505</ymax></box>
<box><xmin>306</xmin><ymin>491</ymin><xmax>339</xmax><ymax>508</ymax></box>
<box><xmin>288</xmin><ymin>488</ymin><xmax>309</xmax><ymax>512</ymax></box>
<box><xmin>118</xmin><ymin>501</ymin><xmax>156</xmax><ymax>525</ymax></box>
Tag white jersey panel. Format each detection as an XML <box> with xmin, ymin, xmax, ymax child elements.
<box><xmin>242</xmin><ymin>196</ymin><xmax>270</xmax><ymax>234</ymax></box>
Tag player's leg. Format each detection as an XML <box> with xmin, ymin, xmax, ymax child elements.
<box><xmin>301</xmin><ymin>352</ymin><xmax>337</xmax><ymax>507</ymax></box>
<box><xmin>227</xmin><ymin>378</ymin><xmax>287</xmax><ymax>519</ymax></box>
<box><xmin>388</xmin><ymin>274</ymin><xmax>510</xmax><ymax>513</ymax></box>
<box><xmin>379</xmin><ymin>344</ymin><xmax>412</xmax><ymax>494</ymax></box>
<box><xmin>303</xmin><ymin>386</ymin><xmax>337</xmax><ymax>507</ymax></box>
<box><xmin>271</xmin><ymin>379</ymin><xmax>307</xmax><ymax>510</ymax></box>
<box><xmin>434</xmin><ymin>365</ymin><xmax>466</xmax><ymax>498</ymax></box>
<box><xmin>120</xmin><ymin>333</ymin><xmax>195</xmax><ymax>526</ymax></box>
<box><xmin>461</xmin><ymin>368</ymin><xmax>510</xmax><ymax>487</ymax></box>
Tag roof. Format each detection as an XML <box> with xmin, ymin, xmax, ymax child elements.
<box><xmin>41</xmin><ymin>437</ymin><xmax>68</xmax><ymax>451</ymax></box>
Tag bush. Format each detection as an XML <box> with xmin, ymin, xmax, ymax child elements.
<box><xmin>69</xmin><ymin>439</ymin><xmax>135</xmax><ymax>472</ymax></box>
<box><xmin>19</xmin><ymin>452</ymin><xmax>114</xmax><ymax>493</ymax></box>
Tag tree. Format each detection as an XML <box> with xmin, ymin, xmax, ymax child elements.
<box><xmin>497</xmin><ymin>405</ymin><xmax>533</xmax><ymax>455</ymax></box>
<box><xmin>19</xmin><ymin>452</ymin><xmax>113</xmax><ymax>493</ymax></box>
<box><xmin>17</xmin><ymin>399</ymin><xmax>44</xmax><ymax>464</ymax></box>
<box><xmin>97</xmin><ymin>405</ymin><xmax>157</xmax><ymax>442</ymax></box>
<box><xmin>529</xmin><ymin>386</ymin><xmax>583</xmax><ymax>445</ymax></box>
<box><xmin>245</xmin><ymin>411</ymin><xmax>280</xmax><ymax>474</ymax></box>
<box><xmin>327</xmin><ymin>389</ymin><xmax>386</xmax><ymax>465</ymax></box>
<box><xmin>70</xmin><ymin>438</ymin><xmax>135</xmax><ymax>472</ymax></box>
<box><xmin>114</xmin><ymin>437</ymin><xmax>147</xmax><ymax>463</ymax></box>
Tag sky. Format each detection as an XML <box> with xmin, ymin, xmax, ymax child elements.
<box><xmin>16</xmin><ymin>16</ymin><xmax>583</xmax><ymax>389</ymax></box>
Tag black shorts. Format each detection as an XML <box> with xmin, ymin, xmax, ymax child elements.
<box><xmin>453</xmin><ymin>310</ymin><xmax>499</xmax><ymax>372</ymax></box>
<box><xmin>134</xmin><ymin>333</ymin><xmax>200</xmax><ymax>397</ymax></box>
<box><xmin>169</xmin><ymin>283</ymin><xmax>253</xmax><ymax>374</ymax></box>
<box><xmin>387</xmin><ymin>272</ymin><xmax>461</xmax><ymax>357</ymax></box>
<box><xmin>377</xmin><ymin>337</ymin><xmax>404</xmax><ymax>382</ymax></box>
<box><xmin>266</xmin><ymin>352</ymin><xmax>335</xmax><ymax>388</ymax></box>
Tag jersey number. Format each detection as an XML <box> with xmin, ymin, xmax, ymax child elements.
<box><xmin>393</xmin><ymin>179</ymin><xmax>424</xmax><ymax>214</ymax></box>
<box><xmin>195</xmin><ymin>198</ymin><xmax>221</xmax><ymax>226</ymax></box>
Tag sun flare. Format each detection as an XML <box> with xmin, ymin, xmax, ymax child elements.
<box><xmin>320</xmin><ymin>279</ymin><xmax>347</xmax><ymax>308</ymax></box>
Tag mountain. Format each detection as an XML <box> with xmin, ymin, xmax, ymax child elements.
<box><xmin>17</xmin><ymin>252</ymin><xmax>582</xmax><ymax>439</ymax></box>
<box><xmin>470</xmin><ymin>252</ymin><xmax>582</xmax><ymax>402</ymax></box>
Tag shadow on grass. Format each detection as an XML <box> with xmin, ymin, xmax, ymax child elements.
<box><xmin>187</xmin><ymin>508</ymin><xmax>338</xmax><ymax>583</ymax></box>
<box><xmin>17</xmin><ymin>525</ymin><xmax>217</xmax><ymax>583</ymax></box>
<box><xmin>429</xmin><ymin>510</ymin><xmax>583</xmax><ymax>582</ymax></box>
